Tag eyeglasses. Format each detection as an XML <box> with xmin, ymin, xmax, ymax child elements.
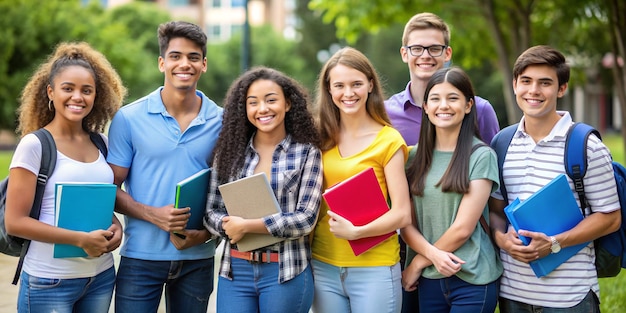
<box><xmin>404</xmin><ymin>45</ymin><xmax>448</xmax><ymax>57</ymax></box>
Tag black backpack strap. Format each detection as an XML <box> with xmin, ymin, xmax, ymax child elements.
<box><xmin>12</xmin><ymin>129</ymin><xmax>57</xmax><ymax>285</ymax></box>
<box><xmin>490</xmin><ymin>124</ymin><xmax>518</xmax><ymax>204</ymax></box>
<box><xmin>89</xmin><ymin>132</ymin><xmax>108</xmax><ymax>158</ymax></box>
<box><xmin>564</xmin><ymin>122</ymin><xmax>602</xmax><ymax>215</ymax></box>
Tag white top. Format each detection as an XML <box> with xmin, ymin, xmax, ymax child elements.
<box><xmin>492</xmin><ymin>112</ymin><xmax>620</xmax><ymax>307</ymax></box>
<box><xmin>10</xmin><ymin>133</ymin><xmax>114</xmax><ymax>279</ymax></box>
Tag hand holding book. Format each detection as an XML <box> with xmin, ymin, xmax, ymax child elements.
<box><xmin>326</xmin><ymin>210</ymin><xmax>360</xmax><ymax>240</ymax></box>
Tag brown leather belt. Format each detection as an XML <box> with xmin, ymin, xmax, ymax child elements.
<box><xmin>230</xmin><ymin>249</ymin><xmax>279</xmax><ymax>263</ymax></box>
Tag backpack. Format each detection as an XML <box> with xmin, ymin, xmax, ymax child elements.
<box><xmin>491</xmin><ymin>122</ymin><xmax>626</xmax><ymax>278</ymax></box>
<box><xmin>0</xmin><ymin>129</ymin><xmax>107</xmax><ymax>285</ymax></box>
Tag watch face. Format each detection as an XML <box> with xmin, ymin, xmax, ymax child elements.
<box><xmin>550</xmin><ymin>236</ymin><xmax>561</xmax><ymax>253</ymax></box>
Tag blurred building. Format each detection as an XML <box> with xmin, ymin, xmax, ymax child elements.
<box><xmin>100</xmin><ymin>0</ymin><xmax>297</xmax><ymax>42</ymax></box>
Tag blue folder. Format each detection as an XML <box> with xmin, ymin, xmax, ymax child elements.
<box><xmin>54</xmin><ymin>183</ymin><xmax>117</xmax><ymax>258</ymax></box>
<box><xmin>504</xmin><ymin>174</ymin><xmax>589</xmax><ymax>277</ymax></box>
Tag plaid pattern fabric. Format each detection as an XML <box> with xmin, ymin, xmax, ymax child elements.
<box><xmin>205</xmin><ymin>134</ymin><xmax>323</xmax><ymax>283</ymax></box>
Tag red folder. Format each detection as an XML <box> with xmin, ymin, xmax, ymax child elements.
<box><xmin>322</xmin><ymin>167</ymin><xmax>395</xmax><ymax>256</ymax></box>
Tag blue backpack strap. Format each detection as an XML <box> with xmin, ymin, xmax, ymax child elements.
<box><xmin>490</xmin><ymin>124</ymin><xmax>518</xmax><ymax>204</ymax></box>
<box><xmin>13</xmin><ymin>128</ymin><xmax>57</xmax><ymax>285</ymax></box>
<box><xmin>564</xmin><ymin>122</ymin><xmax>602</xmax><ymax>213</ymax></box>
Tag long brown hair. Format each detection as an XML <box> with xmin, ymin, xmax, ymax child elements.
<box><xmin>314</xmin><ymin>47</ymin><xmax>390</xmax><ymax>151</ymax></box>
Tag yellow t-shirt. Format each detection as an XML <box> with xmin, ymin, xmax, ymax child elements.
<box><xmin>312</xmin><ymin>125</ymin><xmax>407</xmax><ymax>267</ymax></box>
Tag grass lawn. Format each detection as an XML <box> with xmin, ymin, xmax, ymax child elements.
<box><xmin>0</xmin><ymin>134</ymin><xmax>625</xmax><ymax>310</ymax></box>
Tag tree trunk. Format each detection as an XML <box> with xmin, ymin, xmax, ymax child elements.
<box><xmin>608</xmin><ymin>0</ymin><xmax>626</xmax><ymax>162</ymax></box>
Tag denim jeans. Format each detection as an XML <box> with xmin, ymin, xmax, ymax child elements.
<box><xmin>499</xmin><ymin>290</ymin><xmax>600</xmax><ymax>313</ymax></box>
<box><xmin>418</xmin><ymin>275</ymin><xmax>499</xmax><ymax>313</ymax></box>
<box><xmin>18</xmin><ymin>266</ymin><xmax>115</xmax><ymax>313</ymax></box>
<box><xmin>217</xmin><ymin>257</ymin><xmax>313</xmax><ymax>313</ymax></box>
<box><xmin>312</xmin><ymin>259</ymin><xmax>402</xmax><ymax>313</ymax></box>
<box><xmin>115</xmin><ymin>256</ymin><xmax>214</xmax><ymax>313</ymax></box>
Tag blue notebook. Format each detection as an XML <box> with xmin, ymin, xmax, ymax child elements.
<box><xmin>175</xmin><ymin>168</ymin><xmax>211</xmax><ymax>230</ymax></box>
<box><xmin>504</xmin><ymin>174</ymin><xmax>588</xmax><ymax>277</ymax></box>
<box><xmin>54</xmin><ymin>183</ymin><xmax>117</xmax><ymax>258</ymax></box>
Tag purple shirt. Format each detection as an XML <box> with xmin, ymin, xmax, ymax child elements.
<box><xmin>385</xmin><ymin>82</ymin><xmax>500</xmax><ymax>145</ymax></box>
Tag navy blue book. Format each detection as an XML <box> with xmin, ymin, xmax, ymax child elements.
<box><xmin>54</xmin><ymin>183</ymin><xmax>116</xmax><ymax>258</ymax></box>
<box><xmin>504</xmin><ymin>174</ymin><xmax>589</xmax><ymax>277</ymax></box>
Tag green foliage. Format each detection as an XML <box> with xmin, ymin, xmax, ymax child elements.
<box><xmin>0</xmin><ymin>151</ymin><xmax>11</xmax><ymax>178</ymax></box>
<box><xmin>0</xmin><ymin>0</ymin><xmax>171</xmax><ymax>130</ymax></box>
<box><xmin>203</xmin><ymin>25</ymin><xmax>311</xmax><ymax>105</ymax></box>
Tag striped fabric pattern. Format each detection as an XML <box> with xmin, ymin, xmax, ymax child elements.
<box><xmin>494</xmin><ymin>112</ymin><xmax>620</xmax><ymax>308</ymax></box>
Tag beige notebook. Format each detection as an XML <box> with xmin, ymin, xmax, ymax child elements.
<box><xmin>218</xmin><ymin>172</ymin><xmax>284</xmax><ymax>251</ymax></box>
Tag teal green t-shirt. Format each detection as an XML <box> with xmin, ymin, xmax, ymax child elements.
<box><xmin>406</xmin><ymin>139</ymin><xmax>503</xmax><ymax>285</ymax></box>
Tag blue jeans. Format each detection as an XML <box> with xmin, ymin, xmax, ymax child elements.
<box><xmin>418</xmin><ymin>275</ymin><xmax>499</xmax><ymax>313</ymax></box>
<box><xmin>312</xmin><ymin>259</ymin><xmax>402</xmax><ymax>313</ymax></box>
<box><xmin>18</xmin><ymin>266</ymin><xmax>115</xmax><ymax>313</ymax></box>
<box><xmin>115</xmin><ymin>256</ymin><xmax>214</xmax><ymax>313</ymax></box>
<box><xmin>217</xmin><ymin>257</ymin><xmax>313</xmax><ymax>313</ymax></box>
<box><xmin>499</xmin><ymin>290</ymin><xmax>599</xmax><ymax>313</ymax></box>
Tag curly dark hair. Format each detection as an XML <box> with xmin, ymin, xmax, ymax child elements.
<box><xmin>17</xmin><ymin>42</ymin><xmax>126</xmax><ymax>136</ymax></box>
<box><xmin>213</xmin><ymin>66</ymin><xmax>320</xmax><ymax>183</ymax></box>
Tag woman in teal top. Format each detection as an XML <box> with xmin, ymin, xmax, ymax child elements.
<box><xmin>401</xmin><ymin>67</ymin><xmax>502</xmax><ymax>312</ymax></box>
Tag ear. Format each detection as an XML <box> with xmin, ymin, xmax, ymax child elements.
<box><xmin>401</xmin><ymin>46</ymin><xmax>409</xmax><ymax>64</ymax></box>
<box><xmin>158</xmin><ymin>56</ymin><xmax>165</xmax><ymax>73</ymax></box>
<box><xmin>444</xmin><ymin>46</ymin><xmax>452</xmax><ymax>63</ymax></box>
<box><xmin>202</xmin><ymin>57</ymin><xmax>207</xmax><ymax>73</ymax></box>
<box><xmin>368</xmin><ymin>80</ymin><xmax>374</xmax><ymax>93</ymax></box>
<box><xmin>285</xmin><ymin>100</ymin><xmax>291</xmax><ymax>112</ymax></box>
<box><xmin>557</xmin><ymin>82</ymin><xmax>568</xmax><ymax>98</ymax></box>
<box><xmin>465</xmin><ymin>97</ymin><xmax>474</xmax><ymax>114</ymax></box>
<box><xmin>47</xmin><ymin>84</ymin><xmax>53</xmax><ymax>100</ymax></box>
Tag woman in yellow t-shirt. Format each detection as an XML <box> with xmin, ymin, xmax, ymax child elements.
<box><xmin>311</xmin><ymin>47</ymin><xmax>411</xmax><ymax>313</ymax></box>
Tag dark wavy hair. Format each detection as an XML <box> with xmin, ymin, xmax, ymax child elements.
<box><xmin>406</xmin><ymin>67</ymin><xmax>480</xmax><ymax>196</ymax></box>
<box><xmin>213</xmin><ymin>66</ymin><xmax>320</xmax><ymax>182</ymax></box>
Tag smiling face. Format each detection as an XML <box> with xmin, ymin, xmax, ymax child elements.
<box><xmin>513</xmin><ymin>64</ymin><xmax>567</xmax><ymax>121</ymax></box>
<box><xmin>328</xmin><ymin>64</ymin><xmax>373</xmax><ymax>116</ymax></box>
<box><xmin>424</xmin><ymin>81</ymin><xmax>471</xmax><ymax>132</ymax></box>
<box><xmin>159</xmin><ymin>37</ymin><xmax>207</xmax><ymax>91</ymax></box>
<box><xmin>401</xmin><ymin>28</ymin><xmax>452</xmax><ymax>82</ymax></box>
<box><xmin>47</xmin><ymin>65</ymin><xmax>96</xmax><ymax>124</ymax></box>
<box><xmin>246</xmin><ymin>79</ymin><xmax>290</xmax><ymax>138</ymax></box>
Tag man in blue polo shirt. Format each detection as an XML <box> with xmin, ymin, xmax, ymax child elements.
<box><xmin>107</xmin><ymin>21</ymin><xmax>223</xmax><ymax>313</ymax></box>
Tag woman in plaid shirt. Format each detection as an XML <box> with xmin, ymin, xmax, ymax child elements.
<box><xmin>204</xmin><ymin>67</ymin><xmax>323</xmax><ymax>313</ymax></box>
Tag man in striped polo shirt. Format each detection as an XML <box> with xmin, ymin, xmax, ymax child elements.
<box><xmin>489</xmin><ymin>45</ymin><xmax>621</xmax><ymax>312</ymax></box>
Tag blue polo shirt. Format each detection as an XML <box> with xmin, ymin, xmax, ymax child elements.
<box><xmin>107</xmin><ymin>87</ymin><xmax>223</xmax><ymax>261</ymax></box>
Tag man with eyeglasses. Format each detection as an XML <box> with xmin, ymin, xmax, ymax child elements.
<box><xmin>385</xmin><ymin>12</ymin><xmax>499</xmax><ymax>146</ymax></box>
<box><xmin>384</xmin><ymin>12</ymin><xmax>500</xmax><ymax>313</ymax></box>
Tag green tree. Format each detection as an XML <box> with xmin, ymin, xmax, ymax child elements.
<box><xmin>203</xmin><ymin>25</ymin><xmax>309</xmax><ymax>105</ymax></box>
<box><xmin>0</xmin><ymin>0</ymin><xmax>171</xmax><ymax>131</ymax></box>
<box><xmin>308</xmin><ymin>0</ymin><xmax>622</xmax><ymax>130</ymax></box>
